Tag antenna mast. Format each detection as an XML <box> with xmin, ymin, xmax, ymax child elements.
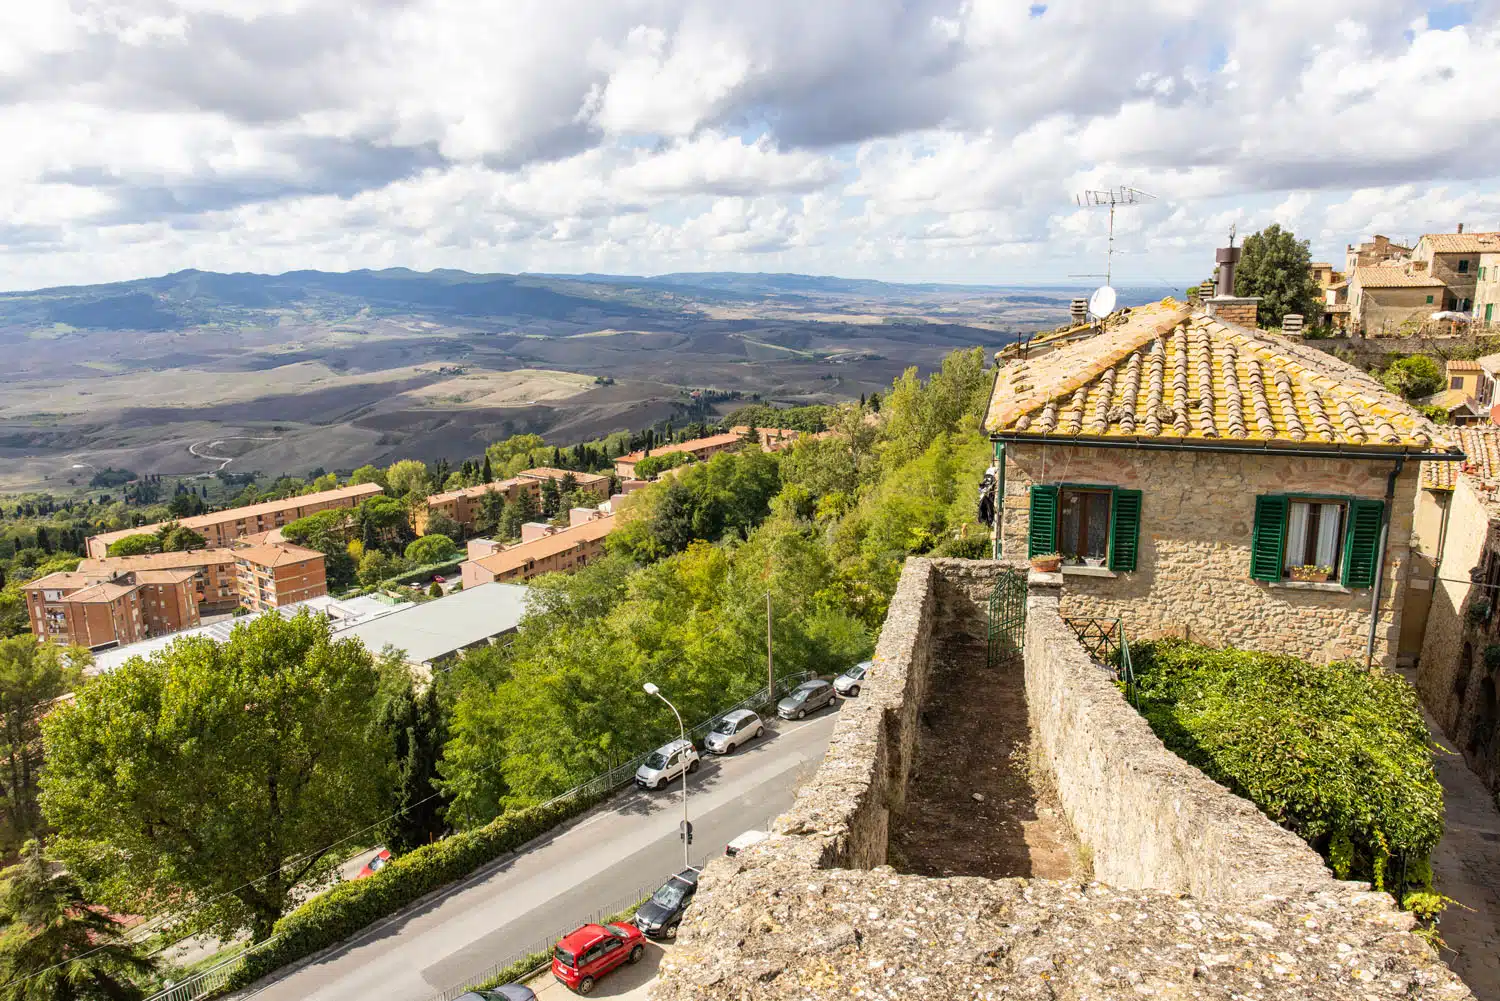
<box><xmin>1073</xmin><ymin>186</ymin><xmax>1157</xmax><ymax>286</ymax></box>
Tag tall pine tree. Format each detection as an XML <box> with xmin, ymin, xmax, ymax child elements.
<box><xmin>377</xmin><ymin>682</ymin><xmax>447</xmax><ymax>855</ymax></box>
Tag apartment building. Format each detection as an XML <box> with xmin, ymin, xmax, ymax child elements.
<box><xmin>517</xmin><ymin>467</ymin><xmax>611</xmax><ymax>501</ymax></box>
<box><xmin>24</xmin><ymin>568</ymin><xmax>200</xmax><ymax>650</ymax></box>
<box><xmin>414</xmin><ymin>477</ymin><xmax>541</xmax><ymax>535</ymax></box>
<box><xmin>614</xmin><ymin>431</ymin><xmax>747</xmax><ymax>479</ymax></box>
<box><xmin>234</xmin><ymin>543</ymin><xmax>329</xmax><ymax>612</ymax></box>
<box><xmin>86</xmin><ymin>483</ymin><xmax>384</xmax><ymax>558</ymax></box>
<box><xmin>459</xmin><ymin>515</ymin><xmax>616</xmax><ymax>587</ymax></box>
<box><xmin>1410</xmin><ymin>227</ymin><xmax>1500</xmax><ymax>314</ymax></box>
<box><xmin>1475</xmin><ymin>249</ymin><xmax>1500</xmax><ymax>326</ymax></box>
<box><xmin>77</xmin><ymin>548</ymin><xmax>240</xmax><ymax>614</ymax></box>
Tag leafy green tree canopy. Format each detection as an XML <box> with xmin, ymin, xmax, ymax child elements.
<box><xmin>1381</xmin><ymin>355</ymin><xmax>1446</xmax><ymax>401</ymax></box>
<box><xmin>1233</xmin><ymin>223</ymin><xmax>1321</xmax><ymax>328</ymax></box>
<box><xmin>406</xmin><ymin>535</ymin><xmax>457</xmax><ymax>566</ymax></box>
<box><xmin>1</xmin><ymin>639</ymin><xmax>84</xmax><ymax>854</ymax></box>
<box><xmin>104</xmin><ymin>535</ymin><xmax>159</xmax><ymax>558</ymax></box>
<box><xmin>156</xmin><ymin>524</ymin><xmax>207</xmax><ymax>553</ymax></box>
<box><xmin>384</xmin><ymin>460</ymin><xmax>431</xmax><ymax>499</ymax></box>
<box><xmin>633</xmin><ymin>452</ymin><xmax>695</xmax><ymax>480</ymax></box>
<box><xmin>40</xmin><ymin>612</ymin><xmax>391</xmax><ymax>941</ymax></box>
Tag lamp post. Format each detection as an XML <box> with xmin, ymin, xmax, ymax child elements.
<box><xmin>644</xmin><ymin>682</ymin><xmax>691</xmax><ymax>868</ymax></box>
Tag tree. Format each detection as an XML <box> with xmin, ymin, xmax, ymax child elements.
<box><xmin>104</xmin><ymin>535</ymin><xmax>158</xmax><ymax>558</ymax></box>
<box><xmin>405</xmin><ymin>535</ymin><xmax>457</xmax><ymax>566</ymax></box>
<box><xmin>1234</xmin><ymin>224</ymin><xmax>1321</xmax><ymax>328</ymax></box>
<box><xmin>1382</xmin><ymin>355</ymin><xmax>1446</xmax><ymax>400</ymax></box>
<box><xmin>348</xmin><ymin>465</ymin><xmax>387</xmax><ymax>490</ymax></box>
<box><xmin>481</xmin><ymin>456</ymin><xmax>493</xmax><ymax>483</ymax></box>
<box><xmin>423</xmin><ymin>511</ymin><xmax>463</xmax><ymax>542</ymax></box>
<box><xmin>357</xmin><ymin>550</ymin><xmax>394</xmax><ymax>587</ymax></box>
<box><xmin>357</xmin><ymin>496</ymin><xmax>412</xmax><ymax>551</ymax></box>
<box><xmin>539</xmin><ymin>479</ymin><xmax>561</xmax><ymax>516</ymax></box>
<box><xmin>427</xmin><ymin>582</ymin><xmax>443</xmax><ymax>599</ymax></box>
<box><xmin>497</xmin><ymin>489</ymin><xmax>539</xmax><ymax>541</ymax></box>
<box><xmin>1</xmin><ymin>640</ymin><xmax>83</xmax><ymax>854</ymax></box>
<box><xmin>385</xmin><ymin>460</ymin><xmax>431</xmax><ymax>499</ymax></box>
<box><xmin>0</xmin><ymin>841</ymin><xmax>156</xmax><ymax>1001</ymax></box>
<box><xmin>156</xmin><ymin>524</ymin><xmax>206</xmax><ymax>553</ymax></box>
<box><xmin>39</xmin><ymin>613</ymin><xmax>390</xmax><ymax>941</ymax></box>
<box><xmin>633</xmin><ymin>452</ymin><xmax>695</xmax><ymax>480</ymax></box>
<box><xmin>475</xmin><ymin>489</ymin><xmax>507</xmax><ymax>538</ymax></box>
<box><xmin>376</xmin><ymin>681</ymin><xmax>446</xmax><ymax>855</ymax></box>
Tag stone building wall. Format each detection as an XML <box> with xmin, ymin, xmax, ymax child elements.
<box><xmin>1355</xmin><ymin>285</ymin><xmax>1442</xmax><ymax>336</ymax></box>
<box><xmin>651</xmin><ymin>557</ymin><xmax>1472</xmax><ymax>1001</ymax></box>
<box><xmin>998</xmin><ymin>442</ymin><xmax>1417</xmax><ymax>666</ymax></box>
<box><xmin>1025</xmin><ymin>573</ymin><xmax>1334</xmax><ymax>897</ymax></box>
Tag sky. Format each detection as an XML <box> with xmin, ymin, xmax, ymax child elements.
<box><xmin>2</xmin><ymin>0</ymin><xmax>1499</xmax><ymax>291</ymax></box>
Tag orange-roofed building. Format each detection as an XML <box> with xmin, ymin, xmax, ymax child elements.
<box><xmin>459</xmin><ymin>515</ymin><xmax>616</xmax><ymax>588</ymax></box>
<box><xmin>233</xmin><ymin>542</ymin><xmax>329</xmax><ymax>612</ymax></box>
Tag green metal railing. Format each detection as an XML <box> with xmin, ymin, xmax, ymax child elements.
<box><xmin>1063</xmin><ymin>616</ymin><xmax>1136</xmax><ymax>705</ymax></box>
<box><xmin>986</xmin><ymin>567</ymin><xmax>1028</xmax><ymax>667</ymax></box>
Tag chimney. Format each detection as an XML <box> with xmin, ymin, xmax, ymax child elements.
<box><xmin>1205</xmin><ymin>226</ymin><xmax>1262</xmax><ymax>327</ymax></box>
<box><xmin>1458</xmin><ymin>223</ymin><xmax>1465</xmax><ymax>234</ymax></box>
<box><xmin>1215</xmin><ymin>242</ymin><xmax>1241</xmax><ymax>297</ymax></box>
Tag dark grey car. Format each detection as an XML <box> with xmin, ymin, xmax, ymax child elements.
<box><xmin>455</xmin><ymin>986</ymin><xmax>537</xmax><ymax>1001</ymax></box>
<box><xmin>777</xmin><ymin>680</ymin><xmax>835</xmax><ymax>720</ymax></box>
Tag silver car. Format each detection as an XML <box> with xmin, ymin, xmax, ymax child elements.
<box><xmin>634</xmin><ymin>738</ymin><xmax>700</xmax><ymax>790</ymax></box>
<box><xmin>703</xmin><ymin>709</ymin><xmax>764</xmax><ymax>755</ymax></box>
<box><xmin>834</xmin><ymin>661</ymin><xmax>871</xmax><ymax>697</ymax></box>
<box><xmin>777</xmin><ymin>680</ymin><xmax>835</xmax><ymax>720</ymax></box>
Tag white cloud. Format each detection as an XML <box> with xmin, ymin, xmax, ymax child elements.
<box><xmin>1</xmin><ymin>0</ymin><xmax>1499</xmax><ymax>289</ymax></box>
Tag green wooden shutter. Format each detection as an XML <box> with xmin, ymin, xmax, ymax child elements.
<box><xmin>1107</xmin><ymin>488</ymin><xmax>1142</xmax><ymax>572</ymax></box>
<box><xmin>1250</xmin><ymin>495</ymin><xmax>1288</xmax><ymax>581</ymax></box>
<box><xmin>1341</xmin><ymin>499</ymin><xmax>1385</xmax><ymax>588</ymax></box>
<box><xmin>1027</xmin><ymin>485</ymin><xmax>1059</xmax><ymax>557</ymax></box>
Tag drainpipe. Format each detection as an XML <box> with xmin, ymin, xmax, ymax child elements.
<box><xmin>1365</xmin><ymin>456</ymin><xmax>1405</xmax><ymax>669</ymax></box>
<box><xmin>992</xmin><ymin>440</ymin><xmax>1006</xmax><ymax>559</ymax></box>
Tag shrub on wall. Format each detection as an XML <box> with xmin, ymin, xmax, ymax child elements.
<box><xmin>226</xmin><ymin>791</ymin><xmax>604</xmax><ymax>990</ymax></box>
<box><xmin>1129</xmin><ymin>639</ymin><xmax>1442</xmax><ymax>893</ymax></box>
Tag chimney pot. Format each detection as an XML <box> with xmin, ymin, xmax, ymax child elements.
<box><xmin>1458</xmin><ymin>223</ymin><xmax>1465</xmax><ymax>234</ymax></box>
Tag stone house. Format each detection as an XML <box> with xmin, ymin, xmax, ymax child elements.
<box><xmin>1416</xmin><ymin>426</ymin><xmax>1500</xmax><ymax>795</ymax></box>
<box><xmin>986</xmin><ymin>299</ymin><xmax>1460</xmax><ymax>666</ymax></box>
<box><xmin>1411</xmin><ymin>228</ymin><xmax>1500</xmax><ymax>315</ymax></box>
<box><xmin>1348</xmin><ymin>264</ymin><xmax>1448</xmax><ymax>335</ymax></box>
<box><xmin>1345</xmin><ymin>233</ymin><xmax>1412</xmax><ymax>274</ymax></box>
<box><xmin>1477</xmin><ymin>249</ymin><xmax>1500</xmax><ymax>327</ymax></box>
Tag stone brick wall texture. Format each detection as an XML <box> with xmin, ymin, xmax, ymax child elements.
<box><xmin>999</xmin><ymin>442</ymin><xmax>1416</xmax><ymax>666</ymax></box>
<box><xmin>649</xmin><ymin>557</ymin><xmax>1471</xmax><ymax>1001</ymax></box>
<box><xmin>1025</xmin><ymin>573</ymin><xmax>1335</xmax><ymax>897</ymax></box>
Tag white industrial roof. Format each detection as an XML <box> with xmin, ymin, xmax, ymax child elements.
<box><xmin>334</xmin><ymin>583</ymin><xmax>532</xmax><ymax>665</ymax></box>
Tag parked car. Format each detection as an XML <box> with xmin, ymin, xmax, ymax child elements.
<box><xmin>552</xmin><ymin>922</ymin><xmax>645</xmax><ymax>994</ymax></box>
<box><xmin>776</xmin><ymin>679</ymin><xmax>836</xmax><ymax>720</ymax></box>
<box><xmin>834</xmin><ymin>661</ymin><xmax>872</xmax><ymax>697</ymax></box>
<box><xmin>634</xmin><ymin>738</ymin><xmax>700</xmax><ymax>791</ymax></box>
<box><xmin>432</xmin><ymin>575</ymin><xmax>447</xmax><ymax>583</ymax></box>
<box><xmin>355</xmin><ymin>848</ymin><xmax>391</xmax><ymax>879</ymax></box>
<box><xmin>634</xmin><ymin>867</ymin><xmax>700</xmax><ymax>939</ymax></box>
<box><xmin>703</xmin><ymin>709</ymin><xmax>764</xmax><ymax>755</ymax></box>
<box><xmin>455</xmin><ymin>987</ymin><xmax>536</xmax><ymax>1001</ymax></box>
<box><xmin>725</xmin><ymin>829</ymin><xmax>769</xmax><ymax>857</ymax></box>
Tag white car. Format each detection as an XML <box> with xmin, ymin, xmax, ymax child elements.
<box><xmin>703</xmin><ymin>709</ymin><xmax>765</xmax><ymax>755</ymax></box>
<box><xmin>834</xmin><ymin>661</ymin><xmax>872</xmax><ymax>697</ymax></box>
<box><xmin>725</xmin><ymin>829</ymin><xmax>770</xmax><ymax>857</ymax></box>
<box><xmin>634</xmin><ymin>738</ymin><xmax>700</xmax><ymax>791</ymax></box>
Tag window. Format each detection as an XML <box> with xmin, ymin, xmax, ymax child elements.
<box><xmin>1059</xmin><ymin>488</ymin><xmax>1111</xmax><ymax>563</ymax></box>
<box><xmin>1452</xmin><ymin>376</ymin><xmax>1465</xmax><ymax>389</ymax></box>
<box><xmin>1426</xmin><ymin>295</ymin><xmax>1435</xmax><ymax>304</ymax></box>
<box><xmin>1027</xmin><ymin>484</ymin><xmax>1142</xmax><ymax>571</ymax></box>
<box><xmin>1251</xmin><ymin>495</ymin><xmax>1384</xmax><ymax>586</ymax></box>
<box><xmin>1488</xmin><ymin>303</ymin><xmax>1495</xmax><ymax>323</ymax></box>
<box><xmin>1483</xmin><ymin>267</ymin><xmax>1489</xmax><ymax>280</ymax></box>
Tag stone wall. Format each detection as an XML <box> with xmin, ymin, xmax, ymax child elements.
<box><xmin>999</xmin><ymin>442</ymin><xmax>1417</xmax><ymax>665</ymax></box>
<box><xmin>650</xmin><ymin>557</ymin><xmax>1472</xmax><ymax>1001</ymax></box>
<box><xmin>1025</xmin><ymin>573</ymin><xmax>1335</xmax><ymax>897</ymax></box>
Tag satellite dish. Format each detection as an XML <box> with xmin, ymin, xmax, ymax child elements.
<box><xmin>1087</xmin><ymin>285</ymin><xmax>1117</xmax><ymax>321</ymax></box>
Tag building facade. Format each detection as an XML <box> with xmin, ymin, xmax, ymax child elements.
<box><xmin>24</xmin><ymin>568</ymin><xmax>200</xmax><ymax>650</ymax></box>
<box><xmin>988</xmin><ymin>300</ymin><xmax>1457</xmax><ymax>667</ymax></box>
<box><xmin>459</xmin><ymin>515</ymin><xmax>616</xmax><ymax>587</ymax></box>
<box><xmin>77</xmin><ymin>549</ymin><xmax>241</xmax><ymax>614</ymax></box>
<box><xmin>1347</xmin><ymin>265</ymin><xmax>1447</xmax><ymax>335</ymax></box>
<box><xmin>233</xmin><ymin>543</ymin><xmax>329</xmax><ymax>612</ymax></box>
<box><xmin>516</xmin><ymin>467</ymin><xmax>611</xmax><ymax>501</ymax></box>
<box><xmin>1344</xmin><ymin>234</ymin><xmax>1411</xmax><ymax>274</ymax></box>
<box><xmin>415</xmin><ymin>477</ymin><xmax>541</xmax><ymax>535</ymax></box>
<box><xmin>1411</xmin><ymin>229</ymin><xmax>1500</xmax><ymax>315</ymax></box>
<box><xmin>86</xmin><ymin>483</ymin><xmax>383</xmax><ymax>558</ymax></box>
<box><xmin>614</xmin><ymin>431</ymin><xmax>746</xmax><ymax>479</ymax></box>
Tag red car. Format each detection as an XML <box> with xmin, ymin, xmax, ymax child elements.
<box><xmin>432</xmin><ymin>575</ymin><xmax>447</xmax><ymax>583</ymax></box>
<box><xmin>355</xmin><ymin>848</ymin><xmax>391</xmax><ymax>879</ymax></box>
<box><xmin>551</xmin><ymin>922</ymin><xmax>645</xmax><ymax>994</ymax></box>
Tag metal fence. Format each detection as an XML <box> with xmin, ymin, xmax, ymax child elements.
<box><xmin>1062</xmin><ymin>616</ymin><xmax>1137</xmax><ymax>704</ymax></box>
<box><xmin>143</xmin><ymin>941</ymin><xmax>275</xmax><ymax>1001</ymax></box>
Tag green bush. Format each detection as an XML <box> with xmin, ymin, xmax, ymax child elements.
<box><xmin>1129</xmin><ymin>639</ymin><xmax>1442</xmax><ymax>893</ymax></box>
<box><xmin>633</xmin><ymin>451</ymin><xmax>696</xmax><ymax>480</ymax></box>
<box><xmin>931</xmin><ymin>532</ymin><xmax>992</xmax><ymax>559</ymax></box>
<box><xmin>227</xmin><ymin>792</ymin><xmax>605</xmax><ymax>990</ymax></box>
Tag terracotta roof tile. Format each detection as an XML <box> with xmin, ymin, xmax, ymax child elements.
<box><xmin>1423</xmin><ymin>426</ymin><xmax>1500</xmax><ymax>489</ymax></box>
<box><xmin>1351</xmin><ymin>266</ymin><xmax>1446</xmax><ymax>289</ymax></box>
<box><xmin>1419</xmin><ymin>232</ymin><xmax>1500</xmax><ymax>254</ymax></box>
<box><xmin>986</xmin><ymin>301</ymin><xmax>1456</xmax><ymax>453</ymax></box>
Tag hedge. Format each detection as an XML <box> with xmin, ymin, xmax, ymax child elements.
<box><xmin>226</xmin><ymin>791</ymin><xmax>606</xmax><ymax>990</ymax></box>
<box><xmin>1129</xmin><ymin>639</ymin><xmax>1443</xmax><ymax>893</ymax></box>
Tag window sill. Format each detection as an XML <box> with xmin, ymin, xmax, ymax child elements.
<box><xmin>1062</xmin><ymin>565</ymin><xmax>1117</xmax><ymax>578</ymax></box>
<box><xmin>1268</xmin><ymin>580</ymin><xmax>1351</xmax><ymax>594</ymax></box>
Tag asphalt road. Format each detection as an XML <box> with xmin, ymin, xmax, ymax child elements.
<box><xmin>238</xmin><ymin>708</ymin><xmax>840</xmax><ymax>1001</ymax></box>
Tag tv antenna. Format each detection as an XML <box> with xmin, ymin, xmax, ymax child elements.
<box><xmin>1072</xmin><ymin>186</ymin><xmax>1157</xmax><ymax>287</ymax></box>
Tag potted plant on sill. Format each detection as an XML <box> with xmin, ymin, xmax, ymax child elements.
<box><xmin>1029</xmin><ymin>552</ymin><xmax>1063</xmax><ymax>573</ymax></box>
<box><xmin>1288</xmin><ymin>564</ymin><xmax>1334</xmax><ymax>583</ymax></box>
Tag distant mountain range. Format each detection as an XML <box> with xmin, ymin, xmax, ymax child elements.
<box><xmin>0</xmin><ymin>267</ymin><xmax>1179</xmax><ymax>332</ymax></box>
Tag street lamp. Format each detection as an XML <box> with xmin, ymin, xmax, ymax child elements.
<box><xmin>643</xmin><ymin>682</ymin><xmax>691</xmax><ymax>867</ymax></box>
